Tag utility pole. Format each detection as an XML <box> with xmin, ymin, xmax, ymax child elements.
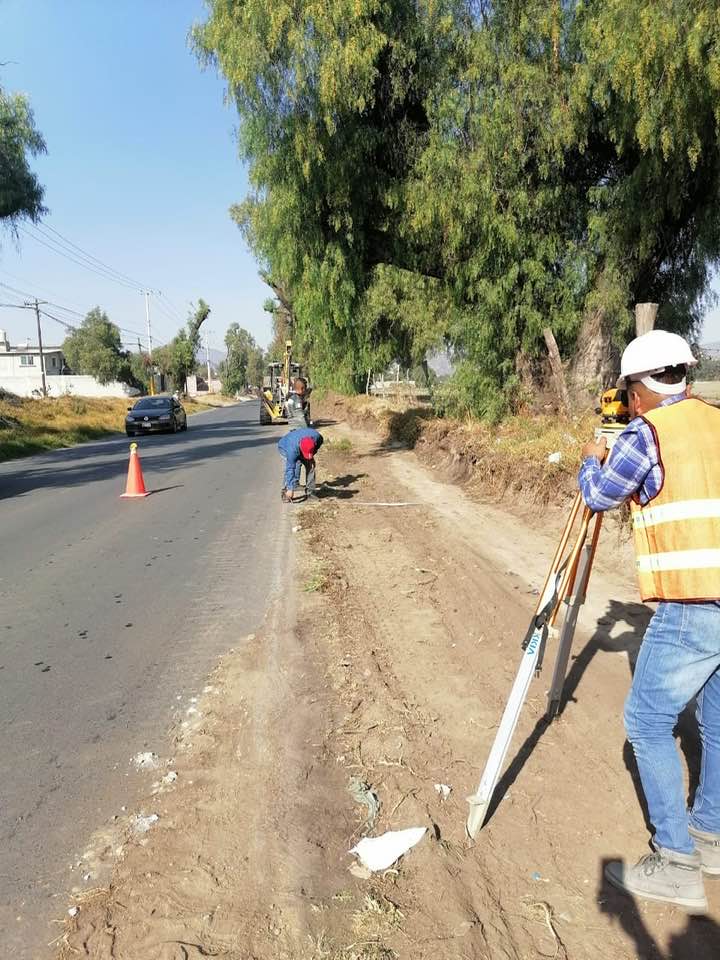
<box><xmin>143</xmin><ymin>291</ymin><xmax>154</xmax><ymax>395</ymax></box>
<box><xmin>24</xmin><ymin>299</ymin><xmax>48</xmax><ymax>397</ymax></box>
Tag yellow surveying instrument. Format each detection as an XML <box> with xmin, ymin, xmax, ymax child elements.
<box><xmin>467</xmin><ymin>393</ymin><xmax>627</xmax><ymax>836</ymax></box>
<box><xmin>595</xmin><ymin>386</ymin><xmax>630</xmax><ymax>447</ymax></box>
<box><xmin>259</xmin><ymin>340</ymin><xmax>307</xmax><ymax>425</ymax></box>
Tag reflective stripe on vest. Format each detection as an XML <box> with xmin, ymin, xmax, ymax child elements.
<box><xmin>636</xmin><ymin>549</ymin><xmax>720</xmax><ymax>572</ymax></box>
<box><xmin>631</xmin><ymin>398</ymin><xmax>720</xmax><ymax>602</ymax></box>
<box><xmin>633</xmin><ymin>499</ymin><xmax>720</xmax><ymax>528</ymax></box>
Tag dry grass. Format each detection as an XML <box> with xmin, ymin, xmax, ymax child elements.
<box><xmin>0</xmin><ymin>392</ymin><xmax>220</xmax><ymax>462</ymax></box>
<box><xmin>693</xmin><ymin>380</ymin><xmax>720</xmax><ymax>403</ymax></box>
<box><xmin>325</xmin><ymin>436</ymin><xmax>354</xmax><ymax>455</ymax></box>
<box><xmin>0</xmin><ymin>394</ymin><xmax>131</xmax><ymax>461</ymax></box>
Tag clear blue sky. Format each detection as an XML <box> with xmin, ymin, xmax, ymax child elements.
<box><xmin>1</xmin><ymin>1</ymin><xmax>720</xmax><ymax>353</ymax></box>
<box><xmin>0</xmin><ymin>0</ymin><xmax>271</xmax><ymax>353</ymax></box>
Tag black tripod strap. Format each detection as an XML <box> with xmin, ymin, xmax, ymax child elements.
<box><xmin>521</xmin><ymin>559</ymin><xmax>568</xmax><ymax>653</ymax></box>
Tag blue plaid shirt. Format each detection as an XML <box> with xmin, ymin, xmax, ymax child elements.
<box><xmin>578</xmin><ymin>394</ymin><xmax>687</xmax><ymax>511</ymax></box>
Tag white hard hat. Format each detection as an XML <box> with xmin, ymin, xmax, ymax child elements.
<box><xmin>620</xmin><ymin>330</ymin><xmax>696</xmax><ymax>394</ymax></box>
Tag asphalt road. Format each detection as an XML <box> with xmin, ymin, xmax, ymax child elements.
<box><xmin>0</xmin><ymin>401</ymin><xmax>289</xmax><ymax>957</ymax></box>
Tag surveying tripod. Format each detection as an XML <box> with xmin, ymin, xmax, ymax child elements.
<box><xmin>466</xmin><ymin>491</ymin><xmax>603</xmax><ymax>838</ymax></box>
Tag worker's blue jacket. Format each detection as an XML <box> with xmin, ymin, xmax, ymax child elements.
<box><xmin>277</xmin><ymin>427</ymin><xmax>323</xmax><ymax>490</ymax></box>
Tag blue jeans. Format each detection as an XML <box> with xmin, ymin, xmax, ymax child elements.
<box><xmin>624</xmin><ymin>601</ymin><xmax>720</xmax><ymax>853</ymax></box>
<box><xmin>280</xmin><ymin>454</ymin><xmax>316</xmax><ymax>495</ymax></box>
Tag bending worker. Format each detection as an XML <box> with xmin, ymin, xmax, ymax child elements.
<box><xmin>278</xmin><ymin>427</ymin><xmax>323</xmax><ymax>503</ymax></box>
<box><xmin>578</xmin><ymin>329</ymin><xmax>720</xmax><ymax>912</ymax></box>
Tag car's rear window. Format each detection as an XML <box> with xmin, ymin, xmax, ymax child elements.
<box><xmin>133</xmin><ymin>397</ymin><xmax>172</xmax><ymax>410</ymax></box>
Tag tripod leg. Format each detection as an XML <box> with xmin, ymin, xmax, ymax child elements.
<box><xmin>546</xmin><ymin>513</ymin><xmax>603</xmax><ymax>720</ymax></box>
<box><xmin>466</xmin><ymin>499</ymin><xmax>599</xmax><ymax>838</ymax></box>
<box><xmin>537</xmin><ymin>491</ymin><xmax>583</xmax><ymax>605</ymax></box>
<box><xmin>466</xmin><ymin>502</ymin><xmax>581</xmax><ymax>838</ymax></box>
<box><xmin>466</xmin><ymin>608</ymin><xmax>549</xmax><ymax>837</ymax></box>
<box><xmin>549</xmin><ymin>505</ymin><xmax>593</xmax><ymax>628</ymax></box>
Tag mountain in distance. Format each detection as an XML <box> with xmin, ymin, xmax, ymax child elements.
<box><xmin>195</xmin><ymin>346</ymin><xmax>226</xmax><ymax>369</ymax></box>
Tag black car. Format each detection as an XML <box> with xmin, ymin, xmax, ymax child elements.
<box><xmin>126</xmin><ymin>396</ymin><xmax>188</xmax><ymax>436</ymax></box>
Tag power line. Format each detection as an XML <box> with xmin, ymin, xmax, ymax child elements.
<box><xmin>0</xmin><ymin>280</ymin><xmax>87</xmax><ymax>323</ymax></box>
<box><xmin>11</xmin><ymin>223</ymin><xmax>192</xmax><ymax>339</ymax></box>
<box><xmin>18</xmin><ymin>224</ymin><xmax>144</xmax><ymax>292</ymax></box>
<box><xmin>0</xmin><ymin>279</ymin><xmax>37</xmax><ymax>300</ymax></box>
<box><xmin>0</xmin><ymin>268</ymin><xmax>89</xmax><ymax>315</ymax></box>
<box><xmin>38</xmin><ymin>222</ymin><xmax>150</xmax><ymax>289</ymax></box>
<box><xmin>158</xmin><ymin>293</ymin><xmax>185</xmax><ymax>323</ymax></box>
<box><xmin>27</xmin><ymin>222</ymin><xmax>148</xmax><ymax>291</ymax></box>
<box><xmin>21</xmin><ymin>225</ymin><xmax>187</xmax><ymax>326</ymax></box>
<box><xmin>0</xmin><ymin>280</ymin><xmax>147</xmax><ymax>340</ymax></box>
<box><xmin>40</xmin><ymin>309</ymin><xmax>79</xmax><ymax>333</ymax></box>
<box><xmin>153</xmin><ymin>296</ymin><xmax>183</xmax><ymax>326</ymax></box>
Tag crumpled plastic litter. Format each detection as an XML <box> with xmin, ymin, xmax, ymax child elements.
<box><xmin>350</xmin><ymin>827</ymin><xmax>427</xmax><ymax>872</ymax></box>
<box><xmin>434</xmin><ymin>783</ymin><xmax>452</xmax><ymax>799</ymax></box>
<box><xmin>348</xmin><ymin>776</ymin><xmax>380</xmax><ymax>832</ymax></box>
<box><xmin>131</xmin><ymin>751</ymin><xmax>159</xmax><ymax>770</ymax></box>
<box><xmin>131</xmin><ymin>813</ymin><xmax>159</xmax><ymax>834</ymax></box>
<box><xmin>547</xmin><ymin>451</ymin><xmax>562</xmax><ymax>464</ymax></box>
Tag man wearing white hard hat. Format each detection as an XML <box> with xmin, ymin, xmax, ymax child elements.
<box><xmin>578</xmin><ymin>329</ymin><xmax>720</xmax><ymax>911</ymax></box>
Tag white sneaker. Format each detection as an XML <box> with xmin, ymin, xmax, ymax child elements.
<box><xmin>605</xmin><ymin>848</ymin><xmax>707</xmax><ymax>912</ymax></box>
<box><xmin>689</xmin><ymin>825</ymin><xmax>720</xmax><ymax>876</ymax></box>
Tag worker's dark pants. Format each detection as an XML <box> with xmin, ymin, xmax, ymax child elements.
<box><xmin>294</xmin><ymin>456</ymin><xmax>316</xmax><ymax>495</ymax></box>
<box><xmin>281</xmin><ymin>454</ymin><xmax>316</xmax><ymax>497</ymax></box>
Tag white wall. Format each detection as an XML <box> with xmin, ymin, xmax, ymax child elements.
<box><xmin>0</xmin><ymin>374</ymin><xmax>139</xmax><ymax>399</ymax></box>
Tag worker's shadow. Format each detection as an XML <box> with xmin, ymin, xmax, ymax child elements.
<box><xmin>486</xmin><ymin>600</ymin><xmax>650</xmax><ymax>820</ymax></box>
<box><xmin>487</xmin><ymin>598</ymin><xmax>703</xmax><ymax>831</ymax></box>
<box><xmin>317</xmin><ymin>473</ymin><xmax>367</xmax><ymax>500</ymax></box>
<box><xmin>598</xmin><ymin>858</ymin><xmax>720</xmax><ymax>958</ymax></box>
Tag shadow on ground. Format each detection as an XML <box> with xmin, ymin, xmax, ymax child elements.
<box><xmin>318</xmin><ymin>473</ymin><xmax>368</xmax><ymax>500</ymax></box>
<box><xmin>598</xmin><ymin>858</ymin><xmax>720</xmax><ymax>958</ymax></box>
<box><xmin>0</xmin><ymin>422</ymin><xmax>278</xmax><ymax>500</ymax></box>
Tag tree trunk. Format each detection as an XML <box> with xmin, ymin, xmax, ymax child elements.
<box><xmin>568</xmin><ymin>307</ymin><xmax>620</xmax><ymax>404</ymax></box>
<box><xmin>543</xmin><ymin>327</ymin><xmax>571</xmax><ymax>416</ymax></box>
<box><xmin>635</xmin><ymin>303</ymin><xmax>659</xmax><ymax>336</ymax></box>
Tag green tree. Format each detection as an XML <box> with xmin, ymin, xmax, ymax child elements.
<box><xmin>219</xmin><ymin>323</ymin><xmax>263</xmax><ymax>393</ymax></box>
<box><xmin>62</xmin><ymin>308</ymin><xmax>134</xmax><ymax>385</ymax></box>
<box><xmin>195</xmin><ymin>1</ymin><xmax>720</xmax><ymax>418</ymax></box>
<box><xmin>164</xmin><ymin>299</ymin><xmax>211</xmax><ymax>393</ymax></box>
<box><xmin>0</xmin><ymin>82</ymin><xmax>46</xmax><ymax>230</ymax></box>
<box><xmin>127</xmin><ymin>349</ymin><xmax>152</xmax><ymax>390</ymax></box>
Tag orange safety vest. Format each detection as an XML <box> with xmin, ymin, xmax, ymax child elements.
<box><xmin>631</xmin><ymin>398</ymin><xmax>720</xmax><ymax>602</ymax></box>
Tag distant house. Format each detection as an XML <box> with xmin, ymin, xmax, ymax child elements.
<box><xmin>0</xmin><ymin>331</ymin><xmax>67</xmax><ymax>377</ymax></box>
<box><xmin>0</xmin><ymin>329</ymin><xmax>139</xmax><ymax>398</ymax></box>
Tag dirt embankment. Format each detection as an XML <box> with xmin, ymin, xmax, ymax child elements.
<box><xmin>317</xmin><ymin>393</ymin><xmax>592</xmax><ymax>512</ymax></box>
<box><xmin>55</xmin><ymin>412</ymin><xmax>720</xmax><ymax>959</ymax></box>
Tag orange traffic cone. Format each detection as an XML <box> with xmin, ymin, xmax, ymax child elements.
<box><xmin>120</xmin><ymin>442</ymin><xmax>150</xmax><ymax>498</ymax></box>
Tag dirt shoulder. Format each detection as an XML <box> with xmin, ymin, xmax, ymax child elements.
<box><xmin>56</xmin><ymin>411</ymin><xmax>719</xmax><ymax>959</ymax></box>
